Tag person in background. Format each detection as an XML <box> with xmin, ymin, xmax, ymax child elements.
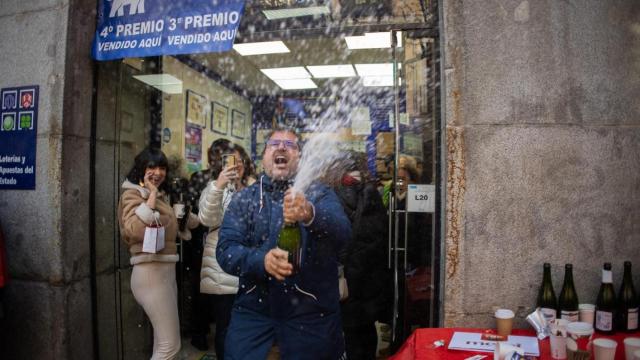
<box><xmin>189</xmin><ymin>138</ymin><xmax>231</xmax><ymax>351</ymax></box>
<box><xmin>197</xmin><ymin>142</ymin><xmax>256</xmax><ymax>359</ymax></box>
<box><xmin>117</xmin><ymin>147</ymin><xmax>198</xmax><ymax>360</ymax></box>
<box><xmin>216</xmin><ymin>127</ymin><xmax>352</xmax><ymax>359</ymax></box>
<box><xmin>331</xmin><ymin>152</ymin><xmax>392</xmax><ymax>360</ymax></box>
<box><xmin>382</xmin><ymin>154</ymin><xmax>419</xmax><ymax>209</ymax></box>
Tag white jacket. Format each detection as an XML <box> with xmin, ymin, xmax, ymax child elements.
<box><xmin>198</xmin><ymin>178</ymin><xmax>255</xmax><ymax>294</ymax></box>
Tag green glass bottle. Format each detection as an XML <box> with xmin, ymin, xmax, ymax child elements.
<box><xmin>595</xmin><ymin>262</ymin><xmax>617</xmax><ymax>334</ymax></box>
<box><xmin>537</xmin><ymin>263</ymin><xmax>558</xmax><ymax>322</ymax></box>
<box><xmin>617</xmin><ymin>261</ymin><xmax>638</xmax><ymax>332</ymax></box>
<box><xmin>277</xmin><ymin>222</ymin><xmax>301</xmax><ymax>274</ymax></box>
<box><xmin>558</xmin><ymin>264</ymin><xmax>579</xmax><ymax>322</ymax></box>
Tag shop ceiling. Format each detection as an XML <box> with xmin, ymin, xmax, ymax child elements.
<box><xmin>190</xmin><ymin>36</ymin><xmax>398</xmax><ymax>96</ymax></box>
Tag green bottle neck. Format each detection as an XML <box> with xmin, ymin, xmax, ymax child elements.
<box><xmin>563</xmin><ymin>268</ymin><xmax>574</xmax><ymax>286</ymax></box>
<box><xmin>543</xmin><ymin>266</ymin><xmax>552</xmax><ymax>284</ymax></box>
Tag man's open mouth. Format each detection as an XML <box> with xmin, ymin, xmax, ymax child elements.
<box><xmin>275</xmin><ymin>155</ymin><xmax>288</xmax><ymax>165</ymax></box>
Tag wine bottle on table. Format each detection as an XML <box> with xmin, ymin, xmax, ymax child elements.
<box><xmin>277</xmin><ymin>222</ymin><xmax>301</xmax><ymax>275</ymax></box>
<box><xmin>537</xmin><ymin>263</ymin><xmax>558</xmax><ymax>322</ymax></box>
<box><xmin>617</xmin><ymin>261</ymin><xmax>638</xmax><ymax>332</ymax></box>
<box><xmin>595</xmin><ymin>262</ymin><xmax>617</xmax><ymax>334</ymax></box>
<box><xmin>558</xmin><ymin>264</ymin><xmax>579</xmax><ymax>322</ymax></box>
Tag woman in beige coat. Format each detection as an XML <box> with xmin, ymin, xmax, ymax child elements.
<box><xmin>198</xmin><ymin>143</ymin><xmax>255</xmax><ymax>359</ymax></box>
<box><xmin>118</xmin><ymin>147</ymin><xmax>198</xmax><ymax>360</ymax></box>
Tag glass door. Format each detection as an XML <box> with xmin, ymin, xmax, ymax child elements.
<box><xmin>389</xmin><ymin>30</ymin><xmax>440</xmax><ymax>351</ymax></box>
<box><xmin>93</xmin><ymin>23</ymin><xmax>440</xmax><ymax>360</ymax></box>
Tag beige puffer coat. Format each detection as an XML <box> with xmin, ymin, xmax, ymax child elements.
<box><xmin>198</xmin><ymin>178</ymin><xmax>255</xmax><ymax>294</ymax></box>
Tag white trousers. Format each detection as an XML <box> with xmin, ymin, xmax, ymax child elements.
<box><xmin>131</xmin><ymin>262</ymin><xmax>181</xmax><ymax>360</ymax></box>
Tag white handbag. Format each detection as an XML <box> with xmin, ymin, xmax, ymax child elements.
<box><xmin>142</xmin><ymin>215</ymin><xmax>165</xmax><ymax>253</ymax></box>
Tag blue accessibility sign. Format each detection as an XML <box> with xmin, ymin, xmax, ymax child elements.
<box><xmin>92</xmin><ymin>0</ymin><xmax>246</xmax><ymax>61</ymax></box>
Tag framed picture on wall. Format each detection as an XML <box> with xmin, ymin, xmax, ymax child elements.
<box><xmin>231</xmin><ymin>109</ymin><xmax>245</xmax><ymax>139</ymax></box>
<box><xmin>211</xmin><ymin>101</ymin><xmax>228</xmax><ymax>134</ymax></box>
<box><xmin>185</xmin><ymin>90</ymin><xmax>208</xmax><ymax>128</ymax></box>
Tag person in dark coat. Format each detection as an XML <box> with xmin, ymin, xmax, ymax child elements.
<box><xmin>332</xmin><ymin>152</ymin><xmax>392</xmax><ymax>360</ymax></box>
<box><xmin>216</xmin><ymin>127</ymin><xmax>352</xmax><ymax>360</ymax></box>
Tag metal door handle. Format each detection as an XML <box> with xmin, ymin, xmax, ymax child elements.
<box><xmin>404</xmin><ymin>210</ymin><xmax>409</xmax><ymax>270</ymax></box>
<box><xmin>387</xmin><ymin>194</ymin><xmax>393</xmax><ymax>269</ymax></box>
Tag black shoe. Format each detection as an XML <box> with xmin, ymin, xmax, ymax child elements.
<box><xmin>191</xmin><ymin>334</ymin><xmax>209</xmax><ymax>351</ymax></box>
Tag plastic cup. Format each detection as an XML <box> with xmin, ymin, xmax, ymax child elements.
<box><xmin>624</xmin><ymin>338</ymin><xmax>640</xmax><ymax>360</ymax></box>
<box><xmin>633</xmin><ymin>349</ymin><xmax>640</xmax><ymax>360</ymax></box>
<box><xmin>495</xmin><ymin>309</ymin><xmax>515</xmax><ymax>337</ymax></box>
<box><xmin>592</xmin><ymin>338</ymin><xmax>617</xmax><ymax>360</ymax></box>
<box><xmin>173</xmin><ymin>203</ymin><xmax>185</xmax><ymax>219</ymax></box>
<box><xmin>550</xmin><ymin>333</ymin><xmax>567</xmax><ymax>359</ymax></box>
<box><xmin>578</xmin><ymin>304</ymin><xmax>595</xmax><ymax>325</ymax></box>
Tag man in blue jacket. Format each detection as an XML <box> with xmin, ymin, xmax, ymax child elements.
<box><xmin>217</xmin><ymin>127</ymin><xmax>351</xmax><ymax>360</ymax></box>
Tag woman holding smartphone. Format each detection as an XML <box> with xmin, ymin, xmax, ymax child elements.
<box><xmin>117</xmin><ymin>147</ymin><xmax>198</xmax><ymax>359</ymax></box>
<box><xmin>198</xmin><ymin>142</ymin><xmax>255</xmax><ymax>360</ymax></box>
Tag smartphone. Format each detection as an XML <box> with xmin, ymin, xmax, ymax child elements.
<box><xmin>222</xmin><ymin>154</ymin><xmax>236</xmax><ymax>169</ymax></box>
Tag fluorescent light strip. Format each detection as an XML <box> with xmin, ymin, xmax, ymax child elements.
<box><xmin>354</xmin><ymin>63</ymin><xmax>394</xmax><ymax>77</ymax></box>
<box><xmin>133</xmin><ymin>74</ymin><xmax>183</xmax><ymax>94</ymax></box>
<box><xmin>260</xmin><ymin>67</ymin><xmax>311</xmax><ymax>80</ymax></box>
<box><xmin>345</xmin><ymin>32</ymin><xmax>402</xmax><ymax>50</ymax></box>
<box><xmin>273</xmin><ymin>78</ymin><xmax>318</xmax><ymax>90</ymax></box>
<box><xmin>233</xmin><ymin>41</ymin><xmax>290</xmax><ymax>56</ymax></box>
<box><xmin>306</xmin><ymin>64</ymin><xmax>356</xmax><ymax>78</ymax></box>
<box><xmin>262</xmin><ymin>5</ymin><xmax>330</xmax><ymax>20</ymax></box>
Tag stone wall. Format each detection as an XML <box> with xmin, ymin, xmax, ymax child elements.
<box><xmin>442</xmin><ymin>0</ymin><xmax>640</xmax><ymax>328</ymax></box>
<box><xmin>0</xmin><ymin>0</ymin><xmax>96</xmax><ymax>358</ymax></box>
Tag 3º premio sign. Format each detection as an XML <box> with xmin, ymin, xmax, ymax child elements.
<box><xmin>92</xmin><ymin>0</ymin><xmax>246</xmax><ymax>61</ymax></box>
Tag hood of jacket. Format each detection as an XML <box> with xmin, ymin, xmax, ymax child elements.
<box><xmin>122</xmin><ymin>179</ymin><xmax>151</xmax><ymax>198</ymax></box>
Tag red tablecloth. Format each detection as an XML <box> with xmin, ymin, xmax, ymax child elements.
<box><xmin>389</xmin><ymin>327</ymin><xmax>640</xmax><ymax>360</ymax></box>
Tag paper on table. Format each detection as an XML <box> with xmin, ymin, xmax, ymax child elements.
<box><xmin>448</xmin><ymin>332</ymin><xmax>540</xmax><ymax>356</ymax></box>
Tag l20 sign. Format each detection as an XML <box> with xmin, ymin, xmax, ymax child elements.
<box><xmin>406</xmin><ymin>184</ymin><xmax>435</xmax><ymax>213</ymax></box>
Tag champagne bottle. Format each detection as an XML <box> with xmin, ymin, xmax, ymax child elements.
<box><xmin>595</xmin><ymin>262</ymin><xmax>617</xmax><ymax>334</ymax></box>
<box><xmin>277</xmin><ymin>222</ymin><xmax>301</xmax><ymax>275</ymax></box>
<box><xmin>617</xmin><ymin>261</ymin><xmax>639</xmax><ymax>332</ymax></box>
<box><xmin>537</xmin><ymin>263</ymin><xmax>558</xmax><ymax>322</ymax></box>
<box><xmin>558</xmin><ymin>264</ymin><xmax>579</xmax><ymax>322</ymax></box>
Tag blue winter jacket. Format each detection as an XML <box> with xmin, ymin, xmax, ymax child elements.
<box><xmin>216</xmin><ymin>174</ymin><xmax>352</xmax><ymax>320</ymax></box>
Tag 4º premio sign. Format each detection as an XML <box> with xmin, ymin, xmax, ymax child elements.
<box><xmin>92</xmin><ymin>0</ymin><xmax>246</xmax><ymax>61</ymax></box>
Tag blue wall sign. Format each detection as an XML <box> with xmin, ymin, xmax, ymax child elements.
<box><xmin>92</xmin><ymin>0</ymin><xmax>246</xmax><ymax>61</ymax></box>
<box><xmin>0</xmin><ymin>85</ymin><xmax>38</xmax><ymax>190</ymax></box>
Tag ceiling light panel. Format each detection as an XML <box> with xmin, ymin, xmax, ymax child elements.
<box><xmin>354</xmin><ymin>63</ymin><xmax>394</xmax><ymax>77</ymax></box>
<box><xmin>260</xmin><ymin>67</ymin><xmax>311</xmax><ymax>80</ymax></box>
<box><xmin>273</xmin><ymin>78</ymin><xmax>318</xmax><ymax>90</ymax></box>
<box><xmin>306</xmin><ymin>65</ymin><xmax>356</xmax><ymax>78</ymax></box>
<box><xmin>233</xmin><ymin>41</ymin><xmax>290</xmax><ymax>56</ymax></box>
<box><xmin>345</xmin><ymin>32</ymin><xmax>402</xmax><ymax>50</ymax></box>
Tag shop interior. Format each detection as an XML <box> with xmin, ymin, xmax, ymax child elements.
<box><xmin>92</xmin><ymin>1</ymin><xmax>440</xmax><ymax>358</ymax></box>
